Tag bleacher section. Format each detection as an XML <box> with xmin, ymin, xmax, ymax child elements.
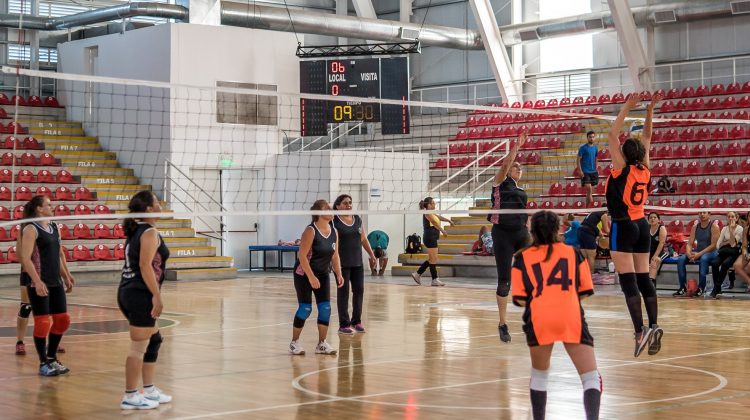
<box><xmin>0</xmin><ymin>97</ymin><xmax>236</xmax><ymax>284</ymax></box>
<box><xmin>395</xmin><ymin>82</ymin><xmax>750</xmax><ymax>284</ymax></box>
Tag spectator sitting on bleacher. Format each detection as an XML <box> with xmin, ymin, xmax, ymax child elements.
<box><xmin>709</xmin><ymin>212</ymin><xmax>743</xmax><ymax>298</ymax></box>
<box><xmin>673</xmin><ymin>211</ymin><xmax>720</xmax><ymax>298</ymax></box>
<box><xmin>732</xmin><ymin>211</ymin><xmax>750</xmax><ymax>292</ymax></box>
<box><xmin>648</xmin><ymin>212</ymin><xmax>668</xmax><ymax>286</ymax></box>
<box><xmin>562</xmin><ymin>214</ymin><xmax>581</xmax><ymax>249</ymax></box>
<box><xmin>471</xmin><ymin>226</ymin><xmax>493</xmax><ymax>256</ymax></box>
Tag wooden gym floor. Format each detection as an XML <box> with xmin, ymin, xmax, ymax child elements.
<box><xmin>1</xmin><ymin>274</ymin><xmax>749</xmax><ymax>419</ymax></box>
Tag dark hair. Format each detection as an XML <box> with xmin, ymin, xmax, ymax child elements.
<box><xmin>526</xmin><ymin>210</ymin><xmax>561</xmax><ymax>262</ymax></box>
<box><xmin>419</xmin><ymin>196</ymin><xmax>434</xmax><ymax>210</ymax></box>
<box><xmin>124</xmin><ymin>190</ymin><xmax>157</xmax><ymax>238</ymax></box>
<box><xmin>587</xmin><ymin>130</ymin><xmax>595</xmax><ymax>136</ymax></box>
<box><xmin>648</xmin><ymin>212</ymin><xmax>660</xmax><ymax>220</ymax></box>
<box><xmin>333</xmin><ymin>194</ymin><xmax>352</xmax><ymax>210</ymax></box>
<box><xmin>311</xmin><ymin>199</ymin><xmax>329</xmax><ymax>222</ymax></box>
<box><xmin>374</xmin><ymin>248</ymin><xmax>384</xmax><ymax>258</ymax></box>
<box><xmin>622</xmin><ymin>138</ymin><xmax>646</xmax><ymax>167</ymax></box>
<box><xmin>21</xmin><ymin>195</ymin><xmax>48</xmax><ymax>229</ymax></box>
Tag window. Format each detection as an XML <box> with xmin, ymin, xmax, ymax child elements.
<box><xmin>8</xmin><ymin>44</ymin><xmax>57</xmax><ymax>65</ymax></box>
<box><xmin>216</xmin><ymin>82</ymin><xmax>278</xmax><ymax>126</ymax></box>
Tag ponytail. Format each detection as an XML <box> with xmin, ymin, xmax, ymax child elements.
<box><xmin>419</xmin><ymin>196</ymin><xmax>434</xmax><ymax>210</ymax></box>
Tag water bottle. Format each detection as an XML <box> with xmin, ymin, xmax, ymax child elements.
<box><xmin>608</xmin><ymin>262</ymin><xmax>615</xmax><ymax>273</ymax></box>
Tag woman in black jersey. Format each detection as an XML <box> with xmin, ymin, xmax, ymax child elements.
<box><xmin>647</xmin><ymin>212</ymin><xmax>668</xmax><ymax>286</ymax></box>
<box><xmin>577</xmin><ymin>209</ymin><xmax>610</xmax><ymax>276</ymax></box>
<box><xmin>18</xmin><ymin>195</ymin><xmax>74</xmax><ymax>376</ymax></box>
<box><xmin>118</xmin><ymin>191</ymin><xmax>171</xmax><ymax>410</ymax></box>
<box><xmin>333</xmin><ymin>194</ymin><xmax>376</xmax><ymax>335</ymax></box>
<box><xmin>411</xmin><ymin>197</ymin><xmax>452</xmax><ymax>287</ymax></box>
<box><xmin>732</xmin><ymin>210</ymin><xmax>750</xmax><ymax>290</ymax></box>
<box><xmin>290</xmin><ymin>199</ymin><xmax>344</xmax><ymax>356</ymax></box>
<box><xmin>489</xmin><ymin>132</ymin><xmax>530</xmax><ymax>343</ymax></box>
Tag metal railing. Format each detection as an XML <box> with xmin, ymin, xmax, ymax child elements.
<box><xmin>297</xmin><ymin>122</ymin><xmax>363</xmax><ymax>152</ymax></box>
<box><xmin>162</xmin><ymin>159</ymin><xmax>227</xmax><ymax>243</ymax></box>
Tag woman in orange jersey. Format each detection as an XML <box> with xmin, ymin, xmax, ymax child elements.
<box><xmin>511</xmin><ymin>211</ymin><xmax>600</xmax><ymax>420</ymax></box>
<box><xmin>605</xmin><ymin>93</ymin><xmax>663</xmax><ymax>358</ymax></box>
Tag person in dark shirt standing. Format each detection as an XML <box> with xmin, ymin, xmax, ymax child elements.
<box><xmin>577</xmin><ymin>131</ymin><xmax>599</xmax><ymax>206</ymax></box>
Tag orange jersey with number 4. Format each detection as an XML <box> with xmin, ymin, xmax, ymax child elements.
<box><xmin>605</xmin><ymin>165</ymin><xmax>650</xmax><ymax>220</ymax></box>
<box><xmin>511</xmin><ymin>243</ymin><xmax>594</xmax><ymax>346</ymax></box>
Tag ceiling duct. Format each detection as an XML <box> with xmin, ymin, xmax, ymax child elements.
<box><xmin>583</xmin><ymin>18</ymin><xmax>605</xmax><ymax>30</ymax></box>
<box><xmin>730</xmin><ymin>1</ymin><xmax>750</xmax><ymax>14</ymax></box>
<box><xmin>518</xmin><ymin>29</ymin><xmax>540</xmax><ymax>42</ymax></box>
<box><xmin>653</xmin><ymin>10</ymin><xmax>677</xmax><ymax>23</ymax></box>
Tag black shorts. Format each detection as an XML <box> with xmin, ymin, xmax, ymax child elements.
<box><xmin>611</xmin><ymin>218</ymin><xmax>650</xmax><ymax>253</ymax></box>
<box><xmin>577</xmin><ymin>226</ymin><xmax>599</xmax><ymax>250</ymax></box>
<box><xmin>27</xmin><ymin>284</ymin><xmax>67</xmax><ymax>316</ymax></box>
<box><xmin>423</xmin><ymin>231</ymin><xmax>440</xmax><ymax>249</ymax></box>
<box><xmin>581</xmin><ymin>172</ymin><xmax>599</xmax><ymax>186</ymax></box>
<box><xmin>118</xmin><ymin>287</ymin><xmax>157</xmax><ymax>328</ymax></box>
<box><xmin>20</xmin><ymin>272</ymin><xmax>30</xmax><ymax>287</ymax></box>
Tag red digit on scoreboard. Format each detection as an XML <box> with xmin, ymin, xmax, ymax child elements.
<box><xmin>331</xmin><ymin>84</ymin><xmax>339</xmax><ymax>96</ymax></box>
<box><xmin>331</xmin><ymin>61</ymin><xmax>345</xmax><ymax>73</ymax></box>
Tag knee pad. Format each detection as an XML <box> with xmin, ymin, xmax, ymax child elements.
<box><xmin>580</xmin><ymin>370</ymin><xmax>602</xmax><ymax>392</ymax></box>
<box><xmin>635</xmin><ymin>273</ymin><xmax>656</xmax><ymax>298</ymax></box>
<box><xmin>128</xmin><ymin>339</ymin><xmax>149</xmax><ymax>359</ymax></box>
<box><xmin>293</xmin><ymin>303</ymin><xmax>313</xmax><ymax>328</ymax></box>
<box><xmin>143</xmin><ymin>332</ymin><xmax>163</xmax><ymax>363</ymax></box>
<box><xmin>496</xmin><ymin>280</ymin><xmax>510</xmax><ymax>297</ymax></box>
<box><xmin>618</xmin><ymin>273</ymin><xmax>639</xmax><ymax>298</ymax></box>
<box><xmin>530</xmin><ymin>368</ymin><xmax>549</xmax><ymax>391</ymax></box>
<box><xmin>317</xmin><ymin>301</ymin><xmax>331</xmax><ymax>326</ymax></box>
<box><xmin>50</xmin><ymin>313</ymin><xmax>71</xmax><ymax>335</ymax></box>
<box><xmin>32</xmin><ymin>315</ymin><xmax>52</xmax><ymax>338</ymax></box>
<box><xmin>18</xmin><ymin>303</ymin><xmax>32</xmax><ymax>319</ymax></box>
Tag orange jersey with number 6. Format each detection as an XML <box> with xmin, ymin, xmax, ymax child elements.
<box><xmin>605</xmin><ymin>165</ymin><xmax>650</xmax><ymax>220</ymax></box>
<box><xmin>511</xmin><ymin>243</ymin><xmax>594</xmax><ymax>346</ymax></box>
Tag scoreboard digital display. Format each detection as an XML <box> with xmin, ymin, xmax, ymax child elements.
<box><xmin>300</xmin><ymin>57</ymin><xmax>410</xmax><ymax>136</ymax></box>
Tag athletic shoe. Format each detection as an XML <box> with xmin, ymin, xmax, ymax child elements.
<box><xmin>648</xmin><ymin>325</ymin><xmax>664</xmax><ymax>356</ymax></box>
<box><xmin>431</xmin><ymin>278</ymin><xmax>445</xmax><ymax>287</ymax></box>
<box><xmin>338</xmin><ymin>327</ymin><xmax>355</xmax><ymax>335</ymax></box>
<box><xmin>289</xmin><ymin>340</ymin><xmax>305</xmax><ymax>355</ymax></box>
<box><xmin>498</xmin><ymin>324</ymin><xmax>511</xmax><ymax>343</ymax></box>
<box><xmin>15</xmin><ymin>342</ymin><xmax>25</xmax><ymax>356</ymax></box>
<box><xmin>120</xmin><ymin>393</ymin><xmax>159</xmax><ymax>410</ymax></box>
<box><xmin>371</xmin><ymin>270</ymin><xmax>378</xmax><ymax>276</ymax></box>
<box><xmin>315</xmin><ymin>340</ymin><xmax>337</xmax><ymax>355</ymax></box>
<box><xmin>672</xmin><ymin>288</ymin><xmax>686</xmax><ymax>297</ymax></box>
<box><xmin>634</xmin><ymin>326</ymin><xmax>653</xmax><ymax>358</ymax></box>
<box><xmin>693</xmin><ymin>288</ymin><xmax>704</xmax><ymax>298</ymax></box>
<box><xmin>411</xmin><ymin>272</ymin><xmax>422</xmax><ymax>285</ymax></box>
<box><xmin>48</xmin><ymin>359</ymin><xmax>70</xmax><ymax>375</ymax></box>
<box><xmin>144</xmin><ymin>387</ymin><xmax>172</xmax><ymax>404</ymax></box>
<box><xmin>378</xmin><ymin>269</ymin><xmax>385</xmax><ymax>276</ymax></box>
<box><xmin>353</xmin><ymin>323</ymin><xmax>366</xmax><ymax>333</ymax></box>
<box><xmin>38</xmin><ymin>362</ymin><xmax>59</xmax><ymax>377</ymax></box>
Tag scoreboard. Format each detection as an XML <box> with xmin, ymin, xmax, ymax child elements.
<box><xmin>300</xmin><ymin>57</ymin><xmax>410</xmax><ymax>136</ymax></box>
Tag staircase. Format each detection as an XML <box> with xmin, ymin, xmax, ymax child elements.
<box><xmin>0</xmin><ymin>103</ymin><xmax>236</xmax><ymax>285</ymax></box>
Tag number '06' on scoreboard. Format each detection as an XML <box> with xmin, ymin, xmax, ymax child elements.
<box><xmin>299</xmin><ymin>57</ymin><xmax>410</xmax><ymax>136</ymax></box>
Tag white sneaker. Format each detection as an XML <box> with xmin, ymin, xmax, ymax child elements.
<box><xmin>411</xmin><ymin>272</ymin><xmax>422</xmax><ymax>285</ymax></box>
<box><xmin>144</xmin><ymin>386</ymin><xmax>172</xmax><ymax>404</ymax></box>
<box><xmin>120</xmin><ymin>393</ymin><xmax>159</xmax><ymax>410</ymax></box>
<box><xmin>315</xmin><ymin>340</ymin><xmax>337</xmax><ymax>355</ymax></box>
<box><xmin>431</xmin><ymin>278</ymin><xmax>445</xmax><ymax>287</ymax></box>
<box><xmin>289</xmin><ymin>340</ymin><xmax>305</xmax><ymax>355</ymax></box>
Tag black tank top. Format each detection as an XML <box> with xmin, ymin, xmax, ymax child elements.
<box><xmin>650</xmin><ymin>225</ymin><xmax>663</xmax><ymax>256</ymax></box>
<box><xmin>582</xmin><ymin>211</ymin><xmax>605</xmax><ymax>235</ymax></box>
<box><xmin>21</xmin><ymin>222</ymin><xmax>61</xmax><ymax>287</ymax></box>
<box><xmin>423</xmin><ymin>215</ymin><xmax>440</xmax><ymax>237</ymax></box>
<box><xmin>295</xmin><ymin>223</ymin><xmax>338</xmax><ymax>275</ymax></box>
<box><xmin>488</xmin><ymin>176</ymin><xmax>528</xmax><ymax>228</ymax></box>
<box><xmin>333</xmin><ymin>215</ymin><xmax>363</xmax><ymax>268</ymax></box>
<box><xmin>120</xmin><ymin>222</ymin><xmax>170</xmax><ymax>291</ymax></box>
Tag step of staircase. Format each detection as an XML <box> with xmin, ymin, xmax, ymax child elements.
<box><xmin>29</xmin><ymin>127</ymin><xmax>86</xmax><ymax>136</ymax></box>
<box><xmin>81</xmin><ymin>175</ymin><xmax>140</xmax><ymax>185</ymax></box>
<box><xmin>165</xmin><ymin>267</ymin><xmax>238</xmax><ymax>281</ymax></box>
<box><xmin>391</xmin><ymin>265</ymin><xmax>454</xmax><ymax>277</ymax></box>
<box><xmin>19</xmin><ymin>119</ymin><xmax>82</xmax><ymax>129</ymax></box>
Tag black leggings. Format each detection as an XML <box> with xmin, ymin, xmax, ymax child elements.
<box><xmin>28</xmin><ymin>285</ymin><xmax>67</xmax><ymax>315</ymax></box>
<box><xmin>711</xmin><ymin>246</ymin><xmax>740</xmax><ymax>295</ymax></box>
<box><xmin>492</xmin><ymin>224</ymin><xmax>530</xmax><ymax>296</ymax></box>
<box><xmin>337</xmin><ymin>266</ymin><xmax>364</xmax><ymax>328</ymax></box>
<box><xmin>294</xmin><ymin>272</ymin><xmax>331</xmax><ymax>305</ymax></box>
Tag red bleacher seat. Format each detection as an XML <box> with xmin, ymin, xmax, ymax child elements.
<box><xmin>693</xmin><ymin>127</ymin><xmax>710</xmax><ymax>141</ymax></box>
<box><xmin>510</xmin><ymin>102</ymin><xmax>522</xmax><ymax>109</ymax></box>
<box><xmin>13</xmin><ymin>205</ymin><xmax>23</xmax><ymax>219</ymax></box>
<box><xmin>523</xmin><ymin>100</ymin><xmax>534</xmax><ymax>109</ymax></box>
<box><xmin>709</xmin><ymin>84</ymin><xmax>724</xmax><ymax>95</ymax></box>
<box><xmin>16</xmin><ymin>169</ymin><xmax>34</xmax><ymax>183</ymax></box>
<box><xmin>727</xmin><ymin>82</ymin><xmax>741</xmax><ymax>94</ymax></box>
<box><xmin>11</xmin><ymin>95</ymin><xmax>26</xmax><ymax>106</ymax></box>
<box><xmin>548</xmin><ymin>182</ymin><xmax>563</xmax><ymax>196</ymax></box>
<box><xmin>559</xmin><ymin>98</ymin><xmax>571</xmax><ymax>106</ymax></box>
<box><xmin>735</xmin><ymin>110</ymin><xmax>749</xmax><ymax>120</ymax></box>
<box><xmin>678</xmin><ymin>179</ymin><xmax>696</xmax><ymax>193</ymax></box>
<box><xmin>695</xmin><ymin>85</ymin><xmax>709</xmax><ymax>96</ymax></box>
<box><xmin>2</xmin><ymin>152</ymin><xmax>16</xmax><ymax>165</ymax></box>
<box><xmin>726</xmin><ymin>142</ymin><xmax>742</xmax><ymax>156</ymax></box>
<box><xmin>651</xmin><ymin>162</ymin><xmax>667</xmax><ymax>176</ymax></box>
<box><xmin>0</xmin><ymin>93</ymin><xmax>10</xmax><ymax>105</ymax></box>
<box><xmin>28</xmin><ymin>96</ymin><xmax>42</xmax><ymax>107</ymax></box>
<box><xmin>56</xmin><ymin>170</ymin><xmax>75</xmax><ymax>183</ymax></box>
<box><xmin>675</xmin><ymin>99</ymin><xmax>689</xmax><ymax>111</ymax></box>
<box><xmin>729</xmin><ymin>126</ymin><xmax>745</xmax><ymax>140</ymax></box>
<box><xmin>597</xmin><ymin>94</ymin><xmax>611</xmax><ymax>104</ymax></box>
<box><xmin>573</xmin><ymin>200</ymin><xmax>586</xmax><ymax>210</ymax></box>
<box><xmin>94</xmin><ymin>244</ymin><xmax>118</xmax><ymax>261</ymax></box>
<box><xmin>526</xmin><ymin>152</ymin><xmax>541</xmax><ymax>165</ymax></box>
<box><xmin>663</xmin><ymin>129</ymin><xmax>678</xmax><ymax>142</ymax></box>
<box><xmin>675</xmin><ymin>199</ymin><xmax>690</xmax><ymax>208</ymax></box>
<box><xmin>3</xmin><ymin>136</ymin><xmax>21</xmax><ymax>149</ymax></box>
<box><xmin>739</xmin><ymin>95</ymin><xmax>750</xmax><ymax>107</ymax></box>
<box><xmin>689</xmin><ymin>98</ymin><xmax>704</xmax><ymax>110</ymax></box>
<box><xmin>657</xmin><ymin>199</ymin><xmax>672</xmax><ymax>210</ymax></box>
<box><xmin>478</xmin><ymin>116</ymin><xmax>489</xmax><ymax>126</ymax></box>
<box><xmin>39</xmin><ymin>153</ymin><xmax>56</xmax><ymax>166</ymax></box>
<box><xmin>736</xmin><ymin>177</ymin><xmax>750</xmax><ymax>192</ymax></box>
<box><xmin>691</xmin><ymin>144</ymin><xmax>707</xmax><ymax>157</ymax></box>
<box><xmin>658</xmin><ymin>145</ymin><xmax>674</xmax><ymax>159</ymax></box>
<box><xmin>6</xmin><ymin>121</ymin><xmax>24</xmax><ymax>134</ymax></box>
<box><xmin>0</xmin><ymin>206</ymin><xmax>9</xmax><ymax>220</ymax></box>
<box><xmin>0</xmin><ymin>169</ymin><xmax>9</xmax><ymax>183</ymax></box>
<box><xmin>95</xmin><ymin>204</ymin><xmax>111</xmax><ymax>215</ymax></box>
<box><xmin>723</xmin><ymin>159</ymin><xmax>739</xmax><ymax>174</ymax></box>
<box><xmin>680</xmin><ymin>128</ymin><xmax>695</xmax><ymax>141</ymax></box>
<box><xmin>660</xmin><ymin>101</ymin><xmax>674</xmax><ymax>113</ymax></box>
<box><xmin>72</xmin><ymin>245</ymin><xmax>95</xmax><ymax>261</ymax></box>
<box><xmin>0</xmin><ymin>228</ymin><xmax>9</xmax><ymax>242</ymax></box>
<box><xmin>668</xmin><ymin>162</ymin><xmax>684</xmax><ymax>176</ymax></box>
<box><xmin>681</xmin><ymin>86</ymin><xmax>696</xmax><ymax>98</ymax></box>
<box><xmin>34</xmin><ymin>170</ymin><xmax>53</xmax><ymax>183</ymax></box>
<box><xmin>94</xmin><ymin>224</ymin><xmax>112</xmax><ymax>239</ymax></box>
<box><xmin>7</xmin><ymin>246</ymin><xmax>18</xmax><ymax>263</ymax></box>
<box><xmin>527</xmin><ymin>201</ymin><xmax>539</xmax><ymax>210</ymax></box>
<box><xmin>534</xmin><ymin>99</ymin><xmax>546</xmax><ymax>109</ymax></box>
<box><xmin>540</xmin><ymin>201</ymin><xmax>554</xmax><ymax>210</ymax></box>
<box><xmin>481</xmin><ymin>127</ymin><xmax>492</xmax><ymax>138</ymax></box>
<box><xmin>546</xmin><ymin>99</ymin><xmax>559</xmax><ymax>108</ymax></box>
<box><xmin>612</xmin><ymin>92</ymin><xmax>625</xmax><ymax>103</ymax></box>
<box><xmin>454</xmin><ymin>129</ymin><xmax>468</xmax><ymax>140</ymax></box>
<box><xmin>717</xmin><ymin>177</ymin><xmax>733</xmax><ymax>193</ymax></box>
<box><xmin>114</xmin><ymin>243</ymin><xmax>126</xmax><ymax>260</ymax></box>
<box><xmin>733</xmin><ymin>198</ymin><xmax>748</xmax><ymax>208</ymax></box>
<box><xmin>468</xmin><ymin>128</ymin><xmax>480</xmax><ymax>139</ymax></box>
<box><xmin>707</xmin><ymin>144</ymin><xmax>723</xmax><ymax>157</ymax></box>
<box><xmin>584</xmin><ymin>95</ymin><xmax>596</xmax><ymax>105</ymax></box>
<box><xmin>666</xmin><ymin>88</ymin><xmax>680</xmax><ymax>99</ymax></box>
<box><xmin>722</xmin><ymin>96</ymin><xmax>737</xmax><ymax>109</ymax></box>
<box><xmin>73</xmin><ymin>223</ymin><xmax>91</xmax><ymax>239</ymax></box>
<box><xmin>697</xmin><ymin>179</ymin><xmax>715</xmax><ymax>194</ymax></box>
<box><xmin>113</xmin><ymin>224</ymin><xmax>126</xmax><ymax>239</ymax></box>
<box><xmin>20</xmin><ymin>152</ymin><xmax>37</xmax><ymax>166</ymax></box>
<box><xmin>59</xmin><ymin>224</ymin><xmax>73</xmax><ymax>240</ymax></box>
<box><xmin>10</xmin><ymin>225</ymin><xmax>20</xmax><ymax>240</ymax></box>
<box><xmin>667</xmin><ymin>220</ymin><xmax>686</xmax><ymax>236</ymax></box>
<box><xmin>35</xmin><ymin>186</ymin><xmax>53</xmax><ymax>200</ymax></box>
<box><xmin>556</xmin><ymin>201</ymin><xmax>570</xmax><ymax>210</ymax></box>
<box><xmin>54</xmin><ymin>204</ymin><xmax>70</xmax><ymax>217</ymax></box>
<box><xmin>489</xmin><ymin>115</ymin><xmax>502</xmax><ymax>125</ymax></box>
<box><xmin>0</xmin><ymin>186</ymin><xmax>10</xmax><ymax>201</ymax></box>
<box><xmin>465</xmin><ymin>117</ymin><xmax>477</xmax><ymax>127</ymax></box>
<box><xmin>572</xmin><ymin>97</ymin><xmax>584</xmax><ymax>106</ymax></box>
<box><xmin>706</xmin><ymin>97</ymin><xmax>721</xmax><ymax>109</ymax></box>
<box><xmin>564</xmin><ymin>182</ymin><xmax>581</xmax><ymax>196</ymax></box>
<box><xmin>15</xmin><ymin>187</ymin><xmax>32</xmax><ymax>201</ymax></box>
<box><xmin>22</xmin><ymin>137</ymin><xmax>40</xmax><ymax>150</ymax></box>
<box><xmin>44</xmin><ymin>96</ymin><xmax>60</xmax><ymax>107</ymax></box>
<box><xmin>597</xmin><ymin>148</ymin><xmax>611</xmax><ymax>160</ymax></box>
<box><xmin>55</xmin><ymin>187</ymin><xmax>73</xmax><ymax>201</ymax></box>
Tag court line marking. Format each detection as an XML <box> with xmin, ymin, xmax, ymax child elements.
<box><xmin>171</xmin><ymin>347</ymin><xmax>746</xmax><ymax>418</ymax></box>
